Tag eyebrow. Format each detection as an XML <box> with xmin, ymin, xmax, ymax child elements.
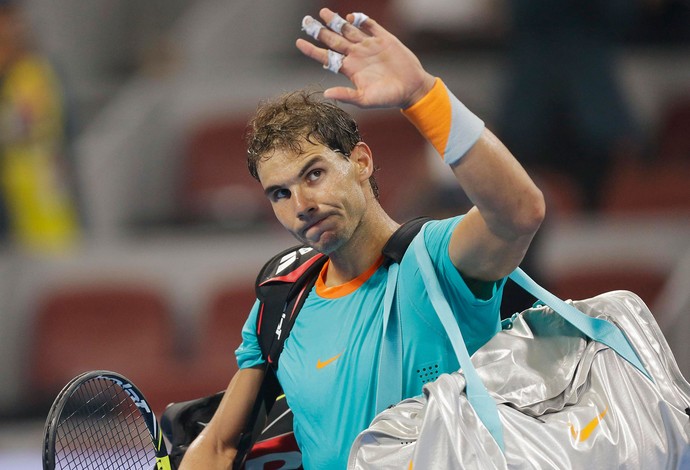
<box><xmin>263</xmin><ymin>155</ymin><xmax>324</xmax><ymax>197</ymax></box>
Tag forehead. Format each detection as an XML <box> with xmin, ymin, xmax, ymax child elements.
<box><xmin>256</xmin><ymin>139</ymin><xmax>345</xmax><ymax>185</ymax></box>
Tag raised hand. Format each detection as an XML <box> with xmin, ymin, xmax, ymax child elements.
<box><xmin>295</xmin><ymin>8</ymin><xmax>436</xmax><ymax>109</ymax></box>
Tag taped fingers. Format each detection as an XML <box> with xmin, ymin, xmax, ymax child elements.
<box><xmin>328</xmin><ymin>13</ymin><xmax>348</xmax><ymax>34</ymax></box>
<box><xmin>302</xmin><ymin>15</ymin><xmax>324</xmax><ymax>40</ymax></box>
<box><xmin>329</xmin><ymin>12</ymin><xmax>370</xmax><ymax>42</ymax></box>
<box><xmin>302</xmin><ymin>14</ymin><xmax>350</xmax><ymax>52</ymax></box>
<box><xmin>323</xmin><ymin>49</ymin><xmax>344</xmax><ymax>74</ymax></box>
<box><xmin>300</xmin><ymin>11</ymin><xmax>372</xmax><ymax>74</ymax></box>
<box><xmin>351</xmin><ymin>12</ymin><xmax>369</xmax><ymax>28</ymax></box>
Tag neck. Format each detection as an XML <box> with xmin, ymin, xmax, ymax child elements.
<box><xmin>324</xmin><ymin>204</ymin><xmax>399</xmax><ymax>287</ymax></box>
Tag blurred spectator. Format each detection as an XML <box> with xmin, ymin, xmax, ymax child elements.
<box><xmin>0</xmin><ymin>0</ymin><xmax>79</xmax><ymax>254</ymax></box>
<box><xmin>497</xmin><ymin>0</ymin><xmax>645</xmax><ymax>212</ymax></box>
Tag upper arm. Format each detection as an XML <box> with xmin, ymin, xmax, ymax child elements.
<box><xmin>449</xmin><ymin>206</ymin><xmax>536</xmax><ymax>281</ymax></box>
<box><xmin>179</xmin><ymin>367</ymin><xmax>265</xmax><ymax>469</ymax></box>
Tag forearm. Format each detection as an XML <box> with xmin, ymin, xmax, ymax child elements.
<box><xmin>179</xmin><ymin>430</ymin><xmax>236</xmax><ymax>470</ymax></box>
<box><xmin>179</xmin><ymin>367</ymin><xmax>265</xmax><ymax>470</ymax></box>
<box><xmin>453</xmin><ymin>128</ymin><xmax>545</xmax><ymax>239</ymax></box>
<box><xmin>403</xmin><ymin>78</ymin><xmax>544</xmax><ymax>240</ymax></box>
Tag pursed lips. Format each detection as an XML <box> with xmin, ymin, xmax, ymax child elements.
<box><xmin>301</xmin><ymin>215</ymin><xmax>330</xmax><ymax>238</ymax></box>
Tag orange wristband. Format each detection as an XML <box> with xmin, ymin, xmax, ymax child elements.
<box><xmin>402</xmin><ymin>78</ymin><xmax>484</xmax><ymax>165</ymax></box>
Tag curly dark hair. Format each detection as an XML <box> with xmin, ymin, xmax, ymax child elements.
<box><xmin>246</xmin><ymin>90</ymin><xmax>379</xmax><ymax>198</ymax></box>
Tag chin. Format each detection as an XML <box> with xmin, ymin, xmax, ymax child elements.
<box><xmin>311</xmin><ymin>233</ymin><xmax>344</xmax><ymax>256</ymax></box>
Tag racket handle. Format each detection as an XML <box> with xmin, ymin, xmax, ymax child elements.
<box><xmin>156</xmin><ymin>456</ymin><xmax>173</xmax><ymax>470</ymax></box>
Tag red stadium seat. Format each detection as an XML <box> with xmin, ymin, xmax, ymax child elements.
<box><xmin>177</xmin><ymin>116</ymin><xmax>273</xmax><ymax>229</ymax></box>
<box><xmin>179</xmin><ymin>111</ymin><xmax>432</xmax><ymax>224</ymax></box>
<box><xmin>27</xmin><ymin>282</ymin><xmax>181</xmax><ymax>414</ymax></box>
<box><xmin>657</xmin><ymin>96</ymin><xmax>690</xmax><ymax>163</ymax></box>
<box><xmin>601</xmin><ymin>159</ymin><xmax>690</xmax><ymax>214</ymax></box>
<box><xmin>549</xmin><ymin>267</ymin><xmax>667</xmax><ymax>308</ymax></box>
<box><xmin>187</xmin><ymin>284</ymin><xmax>257</xmax><ymax>395</ymax></box>
<box><xmin>356</xmin><ymin>110</ymin><xmax>432</xmax><ymax>219</ymax></box>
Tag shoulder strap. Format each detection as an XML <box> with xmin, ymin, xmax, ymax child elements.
<box><xmin>382</xmin><ymin>216</ymin><xmax>432</xmax><ymax>263</ymax></box>
<box><xmin>410</xmin><ymin>225</ymin><xmax>653</xmax><ymax>454</ymax></box>
<box><xmin>412</xmin><ymin>225</ymin><xmax>506</xmax><ymax>450</ymax></box>
<box><xmin>237</xmin><ymin>217</ymin><xmax>432</xmax><ymax>466</ymax></box>
<box><xmin>508</xmin><ymin>268</ymin><xmax>649</xmax><ymax>378</ymax></box>
<box><xmin>255</xmin><ymin>216</ymin><xmax>433</xmax><ymax>370</ymax></box>
<box><xmin>255</xmin><ymin>245</ymin><xmax>327</xmax><ymax>367</ymax></box>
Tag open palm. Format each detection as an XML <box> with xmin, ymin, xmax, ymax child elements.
<box><xmin>296</xmin><ymin>8</ymin><xmax>435</xmax><ymax>109</ymax></box>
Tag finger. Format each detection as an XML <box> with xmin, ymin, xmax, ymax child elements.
<box><xmin>339</xmin><ymin>13</ymin><xmax>369</xmax><ymax>43</ymax></box>
<box><xmin>322</xmin><ymin>8</ymin><xmax>386</xmax><ymax>42</ymax></box>
<box><xmin>296</xmin><ymin>39</ymin><xmax>345</xmax><ymax>74</ymax></box>
<box><xmin>323</xmin><ymin>50</ymin><xmax>344</xmax><ymax>74</ymax></box>
<box><xmin>296</xmin><ymin>38</ymin><xmax>329</xmax><ymax>67</ymax></box>
<box><xmin>327</xmin><ymin>12</ymin><xmax>348</xmax><ymax>34</ymax></box>
<box><xmin>302</xmin><ymin>14</ymin><xmax>352</xmax><ymax>54</ymax></box>
<box><xmin>325</xmin><ymin>11</ymin><xmax>368</xmax><ymax>44</ymax></box>
<box><xmin>317</xmin><ymin>8</ymin><xmax>367</xmax><ymax>45</ymax></box>
<box><xmin>353</xmin><ymin>15</ymin><xmax>388</xmax><ymax>38</ymax></box>
<box><xmin>301</xmin><ymin>15</ymin><xmax>324</xmax><ymax>40</ymax></box>
<box><xmin>324</xmin><ymin>86</ymin><xmax>362</xmax><ymax>105</ymax></box>
<box><xmin>349</xmin><ymin>12</ymin><xmax>370</xmax><ymax>28</ymax></box>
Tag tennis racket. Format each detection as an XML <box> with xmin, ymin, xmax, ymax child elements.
<box><xmin>42</xmin><ymin>370</ymin><xmax>172</xmax><ymax>470</ymax></box>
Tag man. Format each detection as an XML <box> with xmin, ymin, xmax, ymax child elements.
<box><xmin>180</xmin><ymin>8</ymin><xmax>544</xmax><ymax>469</ymax></box>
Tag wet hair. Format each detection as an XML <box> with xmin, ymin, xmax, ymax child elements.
<box><xmin>246</xmin><ymin>89</ymin><xmax>379</xmax><ymax>198</ymax></box>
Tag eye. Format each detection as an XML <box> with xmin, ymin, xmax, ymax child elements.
<box><xmin>271</xmin><ymin>188</ymin><xmax>291</xmax><ymax>202</ymax></box>
<box><xmin>306</xmin><ymin>169</ymin><xmax>323</xmax><ymax>182</ymax></box>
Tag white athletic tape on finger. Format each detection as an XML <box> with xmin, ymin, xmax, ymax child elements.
<box><xmin>324</xmin><ymin>50</ymin><xmax>344</xmax><ymax>74</ymax></box>
<box><xmin>352</xmin><ymin>12</ymin><xmax>369</xmax><ymax>28</ymax></box>
<box><xmin>302</xmin><ymin>15</ymin><xmax>324</xmax><ymax>40</ymax></box>
<box><xmin>328</xmin><ymin>13</ymin><xmax>347</xmax><ymax>34</ymax></box>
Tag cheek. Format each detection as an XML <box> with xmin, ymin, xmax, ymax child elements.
<box><xmin>270</xmin><ymin>203</ymin><xmax>292</xmax><ymax>228</ymax></box>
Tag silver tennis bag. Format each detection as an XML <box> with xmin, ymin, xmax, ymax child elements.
<box><xmin>349</xmin><ymin>226</ymin><xmax>690</xmax><ymax>469</ymax></box>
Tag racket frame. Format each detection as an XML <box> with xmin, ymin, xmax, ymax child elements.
<box><xmin>42</xmin><ymin>369</ymin><xmax>172</xmax><ymax>470</ymax></box>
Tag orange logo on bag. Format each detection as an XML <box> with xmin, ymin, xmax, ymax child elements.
<box><xmin>569</xmin><ymin>406</ymin><xmax>608</xmax><ymax>442</ymax></box>
<box><xmin>316</xmin><ymin>353</ymin><xmax>342</xmax><ymax>369</ymax></box>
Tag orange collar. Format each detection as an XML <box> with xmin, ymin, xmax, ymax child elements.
<box><xmin>315</xmin><ymin>255</ymin><xmax>385</xmax><ymax>299</ymax></box>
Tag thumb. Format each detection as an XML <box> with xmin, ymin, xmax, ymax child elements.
<box><xmin>324</xmin><ymin>86</ymin><xmax>362</xmax><ymax>105</ymax></box>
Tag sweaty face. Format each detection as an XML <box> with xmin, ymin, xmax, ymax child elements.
<box><xmin>257</xmin><ymin>140</ymin><xmax>371</xmax><ymax>255</ymax></box>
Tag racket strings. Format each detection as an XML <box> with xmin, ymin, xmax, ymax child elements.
<box><xmin>53</xmin><ymin>377</ymin><xmax>155</xmax><ymax>469</ymax></box>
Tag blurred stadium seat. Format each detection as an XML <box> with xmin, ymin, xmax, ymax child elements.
<box><xmin>178</xmin><ymin>111</ymin><xmax>431</xmax><ymax>225</ymax></box>
<box><xmin>549</xmin><ymin>267</ymin><xmax>668</xmax><ymax>308</ymax></box>
<box><xmin>187</xmin><ymin>283</ymin><xmax>257</xmax><ymax>395</ymax></box>
<box><xmin>601</xmin><ymin>159</ymin><xmax>690</xmax><ymax>214</ymax></box>
<box><xmin>356</xmin><ymin>110</ymin><xmax>431</xmax><ymax>218</ymax></box>
<box><xmin>657</xmin><ymin>95</ymin><xmax>690</xmax><ymax>163</ymax></box>
<box><xmin>532</xmin><ymin>170</ymin><xmax>584</xmax><ymax>216</ymax></box>
<box><xmin>27</xmin><ymin>282</ymin><xmax>180</xmax><ymax>414</ymax></box>
<box><xmin>602</xmin><ymin>96</ymin><xmax>690</xmax><ymax>214</ymax></box>
<box><xmin>177</xmin><ymin>116</ymin><xmax>272</xmax><ymax>229</ymax></box>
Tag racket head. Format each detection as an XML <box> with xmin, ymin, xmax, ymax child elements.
<box><xmin>42</xmin><ymin>370</ymin><xmax>170</xmax><ymax>470</ymax></box>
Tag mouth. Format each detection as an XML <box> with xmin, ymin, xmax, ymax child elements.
<box><xmin>301</xmin><ymin>215</ymin><xmax>330</xmax><ymax>239</ymax></box>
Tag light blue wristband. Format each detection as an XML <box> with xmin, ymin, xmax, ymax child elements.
<box><xmin>444</xmin><ymin>84</ymin><xmax>484</xmax><ymax>166</ymax></box>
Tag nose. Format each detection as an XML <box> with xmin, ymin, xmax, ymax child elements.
<box><xmin>293</xmin><ymin>186</ymin><xmax>317</xmax><ymax>220</ymax></box>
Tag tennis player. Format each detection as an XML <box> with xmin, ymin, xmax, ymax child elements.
<box><xmin>180</xmin><ymin>8</ymin><xmax>545</xmax><ymax>469</ymax></box>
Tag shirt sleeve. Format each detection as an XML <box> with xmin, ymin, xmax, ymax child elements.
<box><xmin>234</xmin><ymin>299</ymin><xmax>266</xmax><ymax>369</ymax></box>
<box><xmin>421</xmin><ymin>216</ymin><xmax>505</xmax><ymax>353</ymax></box>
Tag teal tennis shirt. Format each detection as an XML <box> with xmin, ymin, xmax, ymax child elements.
<box><xmin>236</xmin><ymin>216</ymin><xmax>505</xmax><ymax>469</ymax></box>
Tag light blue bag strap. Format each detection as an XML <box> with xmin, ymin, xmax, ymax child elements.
<box><xmin>375</xmin><ymin>262</ymin><xmax>403</xmax><ymax>414</ymax></box>
<box><xmin>412</xmin><ymin>226</ymin><xmax>506</xmax><ymax>451</ymax></box>
<box><xmin>508</xmin><ymin>268</ymin><xmax>650</xmax><ymax>380</ymax></box>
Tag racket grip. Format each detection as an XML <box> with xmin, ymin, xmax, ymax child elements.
<box><xmin>156</xmin><ymin>456</ymin><xmax>173</xmax><ymax>470</ymax></box>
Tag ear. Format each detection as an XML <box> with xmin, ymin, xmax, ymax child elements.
<box><xmin>351</xmin><ymin>142</ymin><xmax>374</xmax><ymax>183</ymax></box>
